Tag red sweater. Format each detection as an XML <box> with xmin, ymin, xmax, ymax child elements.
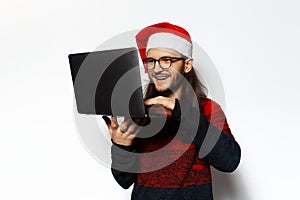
<box><xmin>111</xmin><ymin>98</ymin><xmax>241</xmax><ymax>200</ymax></box>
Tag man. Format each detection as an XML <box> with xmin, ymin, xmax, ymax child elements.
<box><xmin>102</xmin><ymin>22</ymin><xmax>241</xmax><ymax>200</ymax></box>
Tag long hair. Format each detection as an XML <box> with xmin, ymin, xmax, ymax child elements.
<box><xmin>144</xmin><ymin>63</ymin><xmax>208</xmax><ymax>109</ymax></box>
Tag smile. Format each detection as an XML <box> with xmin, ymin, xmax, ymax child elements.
<box><xmin>153</xmin><ymin>75</ymin><xmax>170</xmax><ymax>81</ymax></box>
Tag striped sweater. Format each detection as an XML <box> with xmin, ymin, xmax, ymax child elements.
<box><xmin>111</xmin><ymin>98</ymin><xmax>241</xmax><ymax>200</ymax></box>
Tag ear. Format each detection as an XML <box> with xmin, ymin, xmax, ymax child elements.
<box><xmin>184</xmin><ymin>58</ymin><xmax>193</xmax><ymax>73</ymax></box>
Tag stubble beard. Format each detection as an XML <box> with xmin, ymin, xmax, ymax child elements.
<box><xmin>150</xmin><ymin>64</ymin><xmax>185</xmax><ymax>98</ymax></box>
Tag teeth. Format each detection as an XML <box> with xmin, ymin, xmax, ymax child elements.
<box><xmin>154</xmin><ymin>75</ymin><xmax>169</xmax><ymax>80</ymax></box>
<box><xmin>155</xmin><ymin>76</ymin><xmax>168</xmax><ymax>80</ymax></box>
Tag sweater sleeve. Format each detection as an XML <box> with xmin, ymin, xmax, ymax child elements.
<box><xmin>111</xmin><ymin>141</ymin><xmax>137</xmax><ymax>189</ymax></box>
<box><xmin>172</xmin><ymin>98</ymin><xmax>241</xmax><ymax>172</ymax></box>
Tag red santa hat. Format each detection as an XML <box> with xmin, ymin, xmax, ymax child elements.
<box><xmin>135</xmin><ymin>22</ymin><xmax>193</xmax><ymax>72</ymax></box>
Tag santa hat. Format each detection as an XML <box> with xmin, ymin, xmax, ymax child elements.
<box><xmin>135</xmin><ymin>22</ymin><xmax>193</xmax><ymax>72</ymax></box>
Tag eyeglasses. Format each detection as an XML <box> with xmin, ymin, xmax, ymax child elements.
<box><xmin>142</xmin><ymin>56</ymin><xmax>185</xmax><ymax>70</ymax></box>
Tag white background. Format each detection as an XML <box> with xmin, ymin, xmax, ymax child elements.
<box><xmin>1</xmin><ymin>0</ymin><xmax>299</xmax><ymax>199</ymax></box>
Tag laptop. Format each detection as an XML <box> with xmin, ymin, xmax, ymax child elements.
<box><xmin>68</xmin><ymin>47</ymin><xmax>149</xmax><ymax>117</ymax></box>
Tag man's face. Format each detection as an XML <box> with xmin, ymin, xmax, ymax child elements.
<box><xmin>146</xmin><ymin>48</ymin><xmax>186</xmax><ymax>94</ymax></box>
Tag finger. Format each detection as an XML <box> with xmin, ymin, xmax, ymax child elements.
<box><xmin>166</xmin><ymin>98</ymin><xmax>176</xmax><ymax>110</ymax></box>
<box><xmin>130</xmin><ymin>126</ymin><xmax>142</xmax><ymax>137</ymax></box>
<box><xmin>145</xmin><ymin>96</ymin><xmax>168</xmax><ymax>106</ymax></box>
<box><xmin>144</xmin><ymin>97</ymin><xmax>159</xmax><ymax>106</ymax></box>
<box><xmin>102</xmin><ymin>116</ymin><xmax>111</xmax><ymax>128</ymax></box>
<box><xmin>160</xmin><ymin>97</ymin><xmax>175</xmax><ymax>110</ymax></box>
<box><xmin>145</xmin><ymin>96</ymin><xmax>175</xmax><ymax>110</ymax></box>
<box><xmin>111</xmin><ymin>116</ymin><xmax>118</xmax><ymax>128</ymax></box>
<box><xmin>120</xmin><ymin>117</ymin><xmax>134</xmax><ymax>132</ymax></box>
<box><xmin>126</xmin><ymin>123</ymin><xmax>138</xmax><ymax>135</ymax></box>
<box><xmin>117</xmin><ymin>127</ymin><xmax>125</xmax><ymax>134</ymax></box>
<box><xmin>122</xmin><ymin>130</ymin><xmax>138</xmax><ymax>139</ymax></box>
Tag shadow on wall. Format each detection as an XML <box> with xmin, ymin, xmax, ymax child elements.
<box><xmin>211</xmin><ymin>168</ymin><xmax>250</xmax><ymax>200</ymax></box>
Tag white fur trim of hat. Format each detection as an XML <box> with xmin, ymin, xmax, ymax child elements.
<box><xmin>146</xmin><ymin>32</ymin><xmax>193</xmax><ymax>58</ymax></box>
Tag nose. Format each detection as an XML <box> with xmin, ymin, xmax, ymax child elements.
<box><xmin>153</xmin><ymin>60</ymin><xmax>162</xmax><ymax>72</ymax></box>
